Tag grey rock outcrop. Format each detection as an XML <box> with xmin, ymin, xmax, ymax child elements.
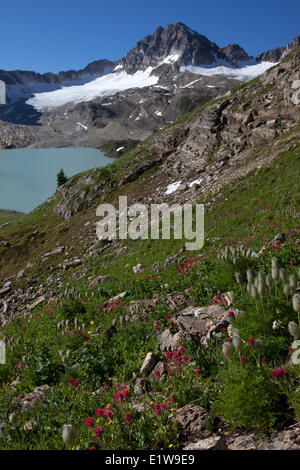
<box><xmin>122</xmin><ymin>22</ymin><xmax>252</xmax><ymax>73</ymax></box>
<box><xmin>257</xmin><ymin>34</ymin><xmax>300</xmax><ymax>62</ymax></box>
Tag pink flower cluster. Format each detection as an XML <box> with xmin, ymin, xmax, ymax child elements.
<box><xmin>95</xmin><ymin>407</ymin><xmax>113</xmax><ymax>420</ymax></box>
<box><xmin>164</xmin><ymin>346</ymin><xmax>192</xmax><ymax>374</ymax></box>
<box><xmin>146</xmin><ymin>274</ymin><xmax>158</xmax><ymax>280</ymax></box>
<box><xmin>84</xmin><ymin>404</ymin><xmax>115</xmax><ymax>440</ymax></box>
<box><xmin>67</xmin><ymin>378</ymin><xmax>81</xmax><ymax>390</ymax></box>
<box><xmin>113</xmin><ymin>388</ymin><xmax>130</xmax><ymax>405</ymax></box>
<box><xmin>152</xmin><ymin>396</ymin><xmax>174</xmax><ymax>415</ymax></box>
<box><xmin>100</xmin><ymin>300</ymin><xmax>123</xmax><ymax>313</ymax></box>
<box><xmin>125</xmin><ymin>412</ymin><xmax>132</xmax><ymax>427</ymax></box>
<box><xmin>209</xmin><ymin>294</ymin><xmax>228</xmax><ymax>306</ymax></box>
<box><xmin>177</xmin><ymin>256</ymin><xmax>202</xmax><ymax>275</ymax></box>
<box><xmin>271</xmin><ymin>368</ymin><xmax>289</xmax><ymax>380</ymax></box>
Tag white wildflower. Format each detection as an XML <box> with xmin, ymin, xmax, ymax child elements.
<box><xmin>289</xmin><ymin>275</ymin><xmax>297</xmax><ymax>290</ymax></box>
<box><xmin>279</xmin><ymin>268</ymin><xmax>287</xmax><ymax>282</ymax></box>
<box><xmin>288</xmin><ymin>321</ymin><xmax>300</xmax><ymax>340</ymax></box>
<box><xmin>222</xmin><ymin>342</ymin><xmax>234</xmax><ymax>359</ymax></box>
<box><xmin>62</xmin><ymin>424</ymin><xmax>76</xmax><ymax>446</ymax></box>
<box><xmin>272</xmin><ymin>320</ymin><xmax>283</xmax><ymax>330</ymax></box>
<box><xmin>292</xmin><ymin>294</ymin><xmax>300</xmax><ymax>313</ymax></box>
<box><xmin>233</xmin><ymin>334</ymin><xmax>243</xmax><ymax>352</ymax></box>
<box><xmin>265</xmin><ymin>275</ymin><xmax>273</xmax><ymax>288</ymax></box>
<box><xmin>247</xmin><ymin>269</ymin><xmax>254</xmax><ymax>284</ymax></box>
<box><xmin>271</xmin><ymin>257</ymin><xmax>279</xmax><ymax>269</ymax></box>
<box><xmin>251</xmin><ymin>285</ymin><xmax>258</xmax><ymax>299</ymax></box>
<box><xmin>271</xmin><ymin>266</ymin><xmax>279</xmax><ymax>281</ymax></box>
<box><xmin>283</xmin><ymin>284</ymin><xmax>291</xmax><ymax>296</ymax></box>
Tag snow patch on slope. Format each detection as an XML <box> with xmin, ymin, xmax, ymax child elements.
<box><xmin>6</xmin><ymin>70</ymin><xmax>114</xmax><ymax>104</ymax></box>
<box><xmin>180</xmin><ymin>61</ymin><xmax>276</xmax><ymax>82</ymax></box>
<box><xmin>165</xmin><ymin>181</ymin><xmax>182</xmax><ymax>195</ymax></box>
<box><xmin>76</xmin><ymin>122</ymin><xmax>88</xmax><ymax>131</ymax></box>
<box><xmin>180</xmin><ymin>78</ymin><xmax>202</xmax><ymax>89</ymax></box>
<box><xmin>188</xmin><ymin>178</ymin><xmax>203</xmax><ymax>187</ymax></box>
<box><xmin>26</xmin><ymin>68</ymin><xmax>159</xmax><ymax>110</ymax></box>
<box><xmin>160</xmin><ymin>53</ymin><xmax>181</xmax><ymax>65</ymax></box>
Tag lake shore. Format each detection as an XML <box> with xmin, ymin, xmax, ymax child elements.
<box><xmin>0</xmin><ymin>147</ymin><xmax>112</xmax><ymax>213</ymax></box>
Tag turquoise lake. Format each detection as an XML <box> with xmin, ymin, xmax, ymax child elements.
<box><xmin>0</xmin><ymin>147</ymin><xmax>113</xmax><ymax>213</ymax></box>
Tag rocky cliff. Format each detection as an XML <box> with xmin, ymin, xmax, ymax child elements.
<box><xmin>257</xmin><ymin>34</ymin><xmax>300</xmax><ymax>62</ymax></box>
<box><xmin>122</xmin><ymin>22</ymin><xmax>252</xmax><ymax>73</ymax></box>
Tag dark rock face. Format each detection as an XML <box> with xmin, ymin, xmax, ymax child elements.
<box><xmin>220</xmin><ymin>44</ymin><xmax>252</xmax><ymax>65</ymax></box>
<box><xmin>257</xmin><ymin>34</ymin><xmax>300</xmax><ymax>62</ymax></box>
<box><xmin>284</xmin><ymin>35</ymin><xmax>300</xmax><ymax>56</ymax></box>
<box><xmin>122</xmin><ymin>22</ymin><xmax>252</xmax><ymax>73</ymax></box>
<box><xmin>257</xmin><ymin>46</ymin><xmax>286</xmax><ymax>62</ymax></box>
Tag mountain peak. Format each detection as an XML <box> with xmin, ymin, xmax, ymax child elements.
<box><xmin>122</xmin><ymin>23</ymin><xmax>253</xmax><ymax>73</ymax></box>
<box><xmin>220</xmin><ymin>44</ymin><xmax>252</xmax><ymax>65</ymax></box>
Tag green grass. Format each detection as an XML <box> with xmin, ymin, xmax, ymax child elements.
<box><xmin>0</xmin><ymin>209</ymin><xmax>25</xmax><ymax>226</ymax></box>
<box><xmin>202</xmin><ymin>142</ymin><xmax>300</xmax><ymax>249</ymax></box>
<box><xmin>0</xmin><ymin>137</ymin><xmax>299</xmax><ymax>449</ymax></box>
<box><xmin>0</xmin><ymin>58</ymin><xmax>300</xmax><ymax>448</ymax></box>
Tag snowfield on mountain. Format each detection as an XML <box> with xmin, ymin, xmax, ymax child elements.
<box><xmin>180</xmin><ymin>60</ymin><xmax>276</xmax><ymax>81</ymax></box>
<box><xmin>26</xmin><ymin>68</ymin><xmax>159</xmax><ymax>110</ymax></box>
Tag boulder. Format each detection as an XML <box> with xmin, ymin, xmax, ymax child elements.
<box><xmin>105</xmin><ymin>292</ymin><xmax>127</xmax><ymax>305</ymax></box>
<box><xmin>0</xmin><ymin>286</ymin><xmax>11</xmax><ymax>297</ymax></box>
<box><xmin>175</xmin><ymin>305</ymin><xmax>230</xmax><ymax>346</ymax></box>
<box><xmin>43</xmin><ymin>246</ymin><xmax>65</xmax><ymax>257</ymax></box>
<box><xmin>20</xmin><ymin>385</ymin><xmax>52</xmax><ymax>412</ymax></box>
<box><xmin>166</xmin><ymin>291</ymin><xmax>191</xmax><ymax>310</ymax></box>
<box><xmin>28</xmin><ymin>296</ymin><xmax>45</xmax><ymax>311</ymax></box>
<box><xmin>17</xmin><ymin>269</ymin><xmax>25</xmax><ymax>279</ymax></box>
<box><xmin>89</xmin><ymin>275</ymin><xmax>118</xmax><ymax>288</ymax></box>
<box><xmin>227</xmin><ymin>423</ymin><xmax>300</xmax><ymax>450</ymax></box>
<box><xmin>175</xmin><ymin>404</ymin><xmax>209</xmax><ymax>437</ymax></box>
<box><xmin>183</xmin><ymin>436</ymin><xmax>227</xmax><ymax>450</ymax></box>
<box><xmin>140</xmin><ymin>352</ymin><xmax>158</xmax><ymax>375</ymax></box>
<box><xmin>159</xmin><ymin>329</ymin><xmax>182</xmax><ymax>352</ymax></box>
<box><xmin>150</xmin><ymin>360</ymin><xmax>166</xmax><ymax>379</ymax></box>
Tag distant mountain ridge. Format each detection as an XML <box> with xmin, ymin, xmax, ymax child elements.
<box><xmin>0</xmin><ymin>23</ymin><xmax>299</xmax><ymax>90</ymax></box>
<box><xmin>257</xmin><ymin>34</ymin><xmax>300</xmax><ymax>62</ymax></box>
<box><xmin>0</xmin><ymin>23</ymin><xmax>299</xmax><ymax>150</ymax></box>
<box><xmin>0</xmin><ymin>59</ymin><xmax>114</xmax><ymax>87</ymax></box>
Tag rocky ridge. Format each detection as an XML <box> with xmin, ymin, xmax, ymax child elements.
<box><xmin>121</xmin><ymin>22</ymin><xmax>252</xmax><ymax>73</ymax></box>
<box><xmin>257</xmin><ymin>34</ymin><xmax>300</xmax><ymax>62</ymax></box>
<box><xmin>49</xmin><ymin>46</ymin><xmax>300</xmax><ymax>220</ymax></box>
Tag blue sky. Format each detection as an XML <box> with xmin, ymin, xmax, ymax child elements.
<box><xmin>1</xmin><ymin>0</ymin><xmax>299</xmax><ymax>73</ymax></box>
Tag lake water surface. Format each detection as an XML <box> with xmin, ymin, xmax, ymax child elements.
<box><xmin>0</xmin><ymin>147</ymin><xmax>113</xmax><ymax>213</ymax></box>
